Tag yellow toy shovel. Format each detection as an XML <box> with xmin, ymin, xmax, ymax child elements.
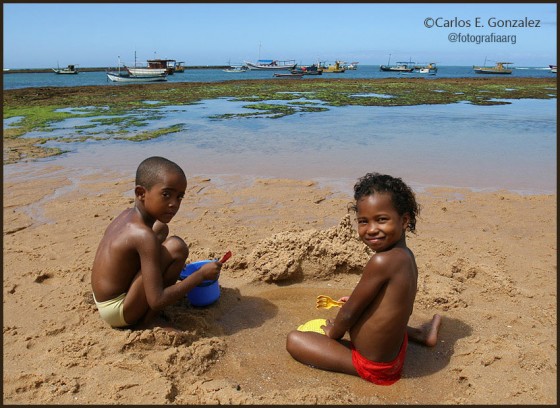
<box><xmin>316</xmin><ymin>295</ymin><xmax>344</xmax><ymax>309</ymax></box>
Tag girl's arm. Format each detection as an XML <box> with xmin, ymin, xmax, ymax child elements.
<box><xmin>324</xmin><ymin>253</ymin><xmax>393</xmax><ymax>339</ymax></box>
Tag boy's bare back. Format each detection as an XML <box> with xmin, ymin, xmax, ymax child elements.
<box><xmin>91</xmin><ymin>207</ymin><xmax>160</xmax><ymax>302</ymax></box>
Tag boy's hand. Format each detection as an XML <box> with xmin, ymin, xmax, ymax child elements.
<box><xmin>198</xmin><ymin>261</ymin><xmax>222</xmax><ymax>281</ymax></box>
<box><xmin>338</xmin><ymin>296</ymin><xmax>350</xmax><ymax>303</ymax></box>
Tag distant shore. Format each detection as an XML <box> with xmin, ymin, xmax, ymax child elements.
<box><xmin>3</xmin><ymin>66</ymin><xmax>231</xmax><ymax>74</ymax></box>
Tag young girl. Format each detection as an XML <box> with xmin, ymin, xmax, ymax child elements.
<box><xmin>286</xmin><ymin>172</ymin><xmax>441</xmax><ymax>385</ymax></box>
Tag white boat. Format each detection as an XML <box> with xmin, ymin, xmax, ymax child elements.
<box><xmin>106</xmin><ymin>71</ymin><xmax>167</xmax><ymax>82</ymax></box>
<box><xmin>549</xmin><ymin>64</ymin><xmax>557</xmax><ymax>74</ymax></box>
<box><xmin>125</xmin><ymin>66</ymin><xmax>168</xmax><ymax>77</ymax></box>
<box><xmin>342</xmin><ymin>61</ymin><xmax>359</xmax><ymax>70</ymax></box>
<box><xmin>121</xmin><ymin>52</ymin><xmax>175</xmax><ymax>76</ymax></box>
<box><xmin>244</xmin><ymin>59</ymin><xmax>297</xmax><ymax>70</ymax></box>
<box><xmin>223</xmin><ymin>65</ymin><xmax>248</xmax><ymax>73</ymax></box>
<box><xmin>106</xmin><ymin>56</ymin><xmax>167</xmax><ymax>82</ymax></box>
<box><xmin>53</xmin><ymin>64</ymin><xmax>78</xmax><ymax>74</ymax></box>
<box><xmin>416</xmin><ymin>62</ymin><xmax>438</xmax><ymax>74</ymax></box>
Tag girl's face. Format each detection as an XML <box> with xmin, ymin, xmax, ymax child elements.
<box><xmin>141</xmin><ymin>171</ymin><xmax>187</xmax><ymax>224</ymax></box>
<box><xmin>355</xmin><ymin>192</ymin><xmax>410</xmax><ymax>252</ymax></box>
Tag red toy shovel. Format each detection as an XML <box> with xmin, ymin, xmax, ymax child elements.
<box><xmin>219</xmin><ymin>250</ymin><xmax>232</xmax><ymax>263</ymax></box>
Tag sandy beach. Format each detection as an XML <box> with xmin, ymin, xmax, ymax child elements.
<box><xmin>2</xmin><ymin>161</ymin><xmax>556</xmax><ymax>404</ymax></box>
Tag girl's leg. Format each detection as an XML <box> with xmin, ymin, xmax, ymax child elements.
<box><xmin>286</xmin><ymin>330</ymin><xmax>358</xmax><ymax>376</ymax></box>
<box><xmin>407</xmin><ymin>314</ymin><xmax>442</xmax><ymax>347</ymax></box>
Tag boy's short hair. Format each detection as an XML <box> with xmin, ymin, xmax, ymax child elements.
<box><xmin>135</xmin><ymin>156</ymin><xmax>186</xmax><ymax>190</ymax></box>
<box><xmin>352</xmin><ymin>172</ymin><xmax>420</xmax><ymax>233</ymax></box>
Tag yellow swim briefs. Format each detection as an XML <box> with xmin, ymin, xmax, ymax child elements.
<box><xmin>93</xmin><ymin>292</ymin><xmax>129</xmax><ymax>328</ymax></box>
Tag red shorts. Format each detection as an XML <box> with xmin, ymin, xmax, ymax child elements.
<box><xmin>351</xmin><ymin>333</ymin><xmax>408</xmax><ymax>385</ymax></box>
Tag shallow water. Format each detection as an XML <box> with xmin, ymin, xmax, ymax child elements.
<box><xmin>4</xmin><ymin>97</ymin><xmax>557</xmax><ymax>196</ymax></box>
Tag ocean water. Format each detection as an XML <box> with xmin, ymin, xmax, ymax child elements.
<box><xmin>4</xmin><ymin>95</ymin><xmax>556</xmax><ymax>196</ymax></box>
<box><xmin>2</xmin><ymin>65</ymin><xmax>556</xmax><ymax>90</ymax></box>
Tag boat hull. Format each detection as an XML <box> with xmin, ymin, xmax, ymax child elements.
<box><xmin>125</xmin><ymin>67</ymin><xmax>168</xmax><ymax>77</ymax></box>
<box><xmin>380</xmin><ymin>65</ymin><xmax>414</xmax><ymax>72</ymax></box>
<box><xmin>106</xmin><ymin>72</ymin><xmax>168</xmax><ymax>82</ymax></box>
<box><xmin>223</xmin><ymin>65</ymin><xmax>248</xmax><ymax>73</ymax></box>
<box><xmin>473</xmin><ymin>68</ymin><xmax>512</xmax><ymax>74</ymax></box>
<box><xmin>53</xmin><ymin>70</ymin><xmax>78</xmax><ymax>74</ymax></box>
<box><xmin>244</xmin><ymin>60</ymin><xmax>297</xmax><ymax>70</ymax></box>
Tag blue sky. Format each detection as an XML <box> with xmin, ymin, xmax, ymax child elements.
<box><xmin>3</xmin><ymin>3</ymin><xmax>557</xmax><ymax>68</ymax></box>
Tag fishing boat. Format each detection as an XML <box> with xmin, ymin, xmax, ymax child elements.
<box><xmin>174</xmin><ymin>61</ymin><xmax>185</xmax><ymax>73</ymax></box>
<box><xmin>319</xmin><ymin>60</ymin><xmax>345</xmax><ymax>73</ymax></box>
<box><xmin>291</xmin><ymin>64</ymin><xmax>322</xmax><ymax>75</ymax></box>
<box><xmin>106</xmin><ymin>57</ymin><xmax>167</xmax><ymax>82</ymax></box>
<box><xmin>244</xmin><ymin>59</ymin><xmax>297</xmax><ymax>70</ymax></box>
<box><xmin>473</xmin><ymin>59</ymin><xmax>513</xmax><ymax>74</ymax></box>
<box><xmin>380</xmin><ymin>63</ymin><xmax>414</xmax><ymax>72</ymax></box>
<box><xmin>380</xmin><ymin>54</ymin><xmax>415</xmax><ymax>72</ymax></box>
<box><xmin>106</xmin><ymin>72</ymin><xmax>168</xmax><ymax>82</ymax></box>
<box><xmin>223</xmin><ymin>64</ymin><xmax>248</xmax><ymax>73</ymax></box>
<box><xmin>52</xmin><ymin>64</ymin><xmax>78</xmax><ymax>74</ymax></box>
<box><xmin>124</xmin><ymin>54</ymin><xmax>176</xmax><ymax>76</ymax></box>
<box><xmin>416</xmin><ymin>62</ymin><xmax>438</xmax><ymax>74</ymax></box>
<box><xmin>343</xmin><ymin>61</ymin><xmax>359</xmax><ymax>70</ymax></box>
<box><xmin>549</xmin><ymin>64</ymin><xmax>557</xmax><ymax>74</ymax></box>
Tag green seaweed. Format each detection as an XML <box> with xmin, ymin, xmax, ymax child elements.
<box><xmin>3</xmin><ymin>77</ymin><xmax>556</xmax><ymax>163</ymax></box>
<box><xmin>116</xmin><ymin>124</ymin><xmax>186</xmax><ymax>142</ymax></box>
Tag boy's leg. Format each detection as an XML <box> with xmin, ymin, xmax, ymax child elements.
<box><xmin>121</xmin><ymin>236</ymin><xmax>189</xmax><ymax>327</ymax></box>
<box><xmin>286</xmin><ymin>330</ymin><xmax>358</xmax><ymax>376</ymax></box>
<box><xmin>160</xmin><ymin>235</ymin><xmax>189</xmax><ymax>285</ymax></box>
<box><xmin>153</xmin><ymin>221</ymin><xmax>169</xmax><ymax>245</ymax></box>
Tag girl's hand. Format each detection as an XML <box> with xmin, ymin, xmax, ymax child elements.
<box><xmin>321</xmin><ymin>318</ymin><xmax>336</xmax><ymax>338</ymax></box>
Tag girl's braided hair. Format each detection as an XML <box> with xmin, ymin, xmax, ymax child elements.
<box><xmin>351</xmin><ymin>172</ymin><xmax>420</xmax><ymax>233</ymax></box>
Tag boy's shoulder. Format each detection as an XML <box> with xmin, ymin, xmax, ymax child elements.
<box><xmin>107</xmin><ymin>208</ymin><xmax>155</xmax><ymax>239</ymax></box>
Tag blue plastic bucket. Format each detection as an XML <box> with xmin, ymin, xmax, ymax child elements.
<box><xmin>179</xmin><ymin>260</ymin><xmax>220</xmax><ymax>307</ymax></box>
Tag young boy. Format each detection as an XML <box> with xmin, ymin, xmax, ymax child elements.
<box><xmin>286</xmin><ymin>172</ymin><xmax>441</xmax><ymax>385</ymax></box>
<box><xmin>91</xmin><ymin>156</ymin><xmax>222</xmax><ymax>329</ymax></box>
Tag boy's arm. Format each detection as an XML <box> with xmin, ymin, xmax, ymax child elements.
<box><xmin>326</xmin><ymin>253</ymin><xmax>393</xmax><ymax>339</ymax></box>
<box><xmin>137</xmin><ymin>229</ymin><xmax>222</xmax><ymax>310</ymax></box>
